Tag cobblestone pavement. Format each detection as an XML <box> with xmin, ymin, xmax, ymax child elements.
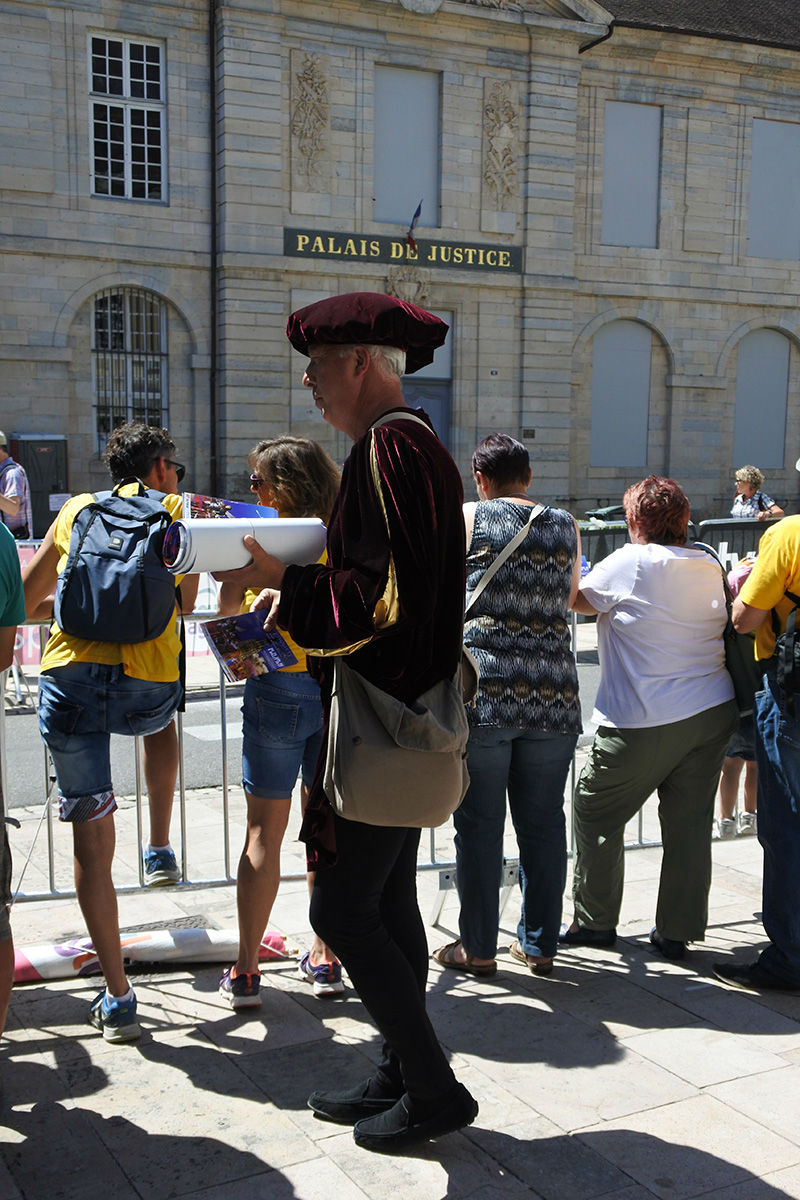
<box><xmin>4</xmin><ymin>623</ymin><xmax>799</xmax><ymax>1198</ymax></box>
<box><xmin>3</xmin><ymin>806</ymin><xmax>800</xmax><ymax>1200</ymax></box>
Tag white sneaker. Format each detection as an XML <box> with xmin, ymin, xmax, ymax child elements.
<box><xmin>718</xmin><ymin>818</ymin><xmax>737</xmax><ymax>840</ymax></box>
<box><xmin>738</xmin><ymin>812</ymin><xmax>757</xmax><ymax>836</ymax></box>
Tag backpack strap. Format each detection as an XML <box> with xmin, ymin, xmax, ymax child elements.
<box><xmin>770</xmin><ymin>588</ymin><xmax>800</xmax><ymax>716</ymax></box>
<box><xmin>109</xmin><ymin>477</ymin><xmax>186</xmax><ymax>704</ymax></box>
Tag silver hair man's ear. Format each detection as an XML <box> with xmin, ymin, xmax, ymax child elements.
<box><xmin>796</xmin><ymin>457</ymin><xmax>800</xmax><ymax>472</ymax></box>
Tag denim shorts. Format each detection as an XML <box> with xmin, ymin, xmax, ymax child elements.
<box><xmin>241</xmin><ymin>670</ymin><xmax>323</xmax><ymax>800</ymax></box>
<box><xmin>38</xmin><ymin>663</ymin><xmax>182</xmax><ymax>823</ymax></box>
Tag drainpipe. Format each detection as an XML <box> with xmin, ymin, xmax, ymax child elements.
<box><xmin>579</xmin><ymin>20</ymin><xmax>614</xmax><ymax>54</ymax></box>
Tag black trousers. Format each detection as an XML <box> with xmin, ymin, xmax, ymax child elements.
<box><xmin>310</xmin><ymin>815</ymin><xmax>456</xmax><ymax>1102</ymax></box>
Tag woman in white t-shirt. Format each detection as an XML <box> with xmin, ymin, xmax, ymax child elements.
<box><xmin>560</xmin><ymin>476</ymin><xmax>738</xmax><ymax>961</ymax></box>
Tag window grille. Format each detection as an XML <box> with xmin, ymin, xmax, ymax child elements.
<box><xmin>90</xmin><ymin>36</ymin><xmax>165</xmax><ymax>201</ymax></box>
<box><xmin>92</xmin><ymin>287</ymin><xmax>168</xmax><ymax>447</ymax></box>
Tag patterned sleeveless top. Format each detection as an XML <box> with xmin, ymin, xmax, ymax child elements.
<box><xmin>464</xmin><ymin>500</ymin><xmax>581</xmax><ymax>733</ymax></box>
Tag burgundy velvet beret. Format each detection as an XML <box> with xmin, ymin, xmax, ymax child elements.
<box><xmin>286</xmin><ymin>292</ymin><xmax>449</xmax><ymax>374</ymax></box>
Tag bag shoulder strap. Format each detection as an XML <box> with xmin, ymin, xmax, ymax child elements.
<box><xmin>691</xmin><ymin>541</ymin><xmax>733</xmax><ymax>617</ymax></box>
<box><xmin>370</xmin><ymin>409</ymin><xmax>430</xmax><ymax>434</ymax></box>
<box><xmin>465</xmin><ymin>504</ymin><xmax>545</xmax><ymax>617</ymax></box>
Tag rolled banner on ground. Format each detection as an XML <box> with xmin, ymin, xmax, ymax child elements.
<box><xmin>13</xmin><ymin>928</ymin><xmax>294</xmax><ymax>982</ymax></box>
<box><xmin>162</xmin><ymin>517</ymin><xmax>326</xmax><ymax>575</ymax></box>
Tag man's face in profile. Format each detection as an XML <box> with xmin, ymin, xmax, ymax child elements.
<box><xmin>303</xmin><ymin>345</ymin><xmax>358</xmax><ymax>436</ymax></box>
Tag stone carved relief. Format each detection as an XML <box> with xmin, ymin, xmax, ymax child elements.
<box><xmin>385</xmin><ymin>267</ymin><xmax>430</xmax><ymax>307</ymax></box>
<box><xmin>291</xmin><ymin>55</ymin><xmax>329</xmax><ymax>183</ymax></box>
<box><xmin>483</xmin><ymin>81</ymin><xmax>519</xmax><ymax>211</ymax></box>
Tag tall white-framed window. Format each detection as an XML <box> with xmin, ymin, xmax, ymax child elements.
<box><xmin>374</xmin><ymin>66</ymin><xmax>440</xmax><ymax>228</ymax></box>
<box><xmin>89</xmin><ymin>35</ymin><xmax>166</xmax><ymax>201</ymax></box>
<box><xmin>601</xmin><ymin>101</ymin><xmax>661</xmax><ymax>248</ymax></box>
<box><xmin>92</xmin><ymin>287</ymin><xmax>169</xmax><ymax>446</ymax></box>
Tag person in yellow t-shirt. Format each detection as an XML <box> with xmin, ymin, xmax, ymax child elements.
<box><xmin>216</xmin><ymin>436</ymin><xmax>340</xmax><ymax>1010</ymax></box>
<box><xmin>22</xmin><ymin>422</ymin><xmax>198</xmax><ymax>1042</ymax></box>
<box><xmin>714</xmin><ymin>515</ymin><xmax>800</xmax><ymax>994</ymax></box>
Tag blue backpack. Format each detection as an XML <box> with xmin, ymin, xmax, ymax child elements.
<box><xmin>54</xmin><ymin>480</ymin><xmax>177</xmax><ymax>644</ymax></box>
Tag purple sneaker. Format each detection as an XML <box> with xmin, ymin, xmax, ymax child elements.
<box><xmin>298</xmin><ymin>951</ymin><xmax>345</xmax><ymax>997</ymax></box>
<box><xmin>219</xmin><ymin>965</ymin><xmax>262</xmax><ymax>1009</ymax></box>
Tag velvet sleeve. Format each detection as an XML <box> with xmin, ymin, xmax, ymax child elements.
<box><xmin>277</xmin><ymin>421</ymin><xmax>461</xmax><ymax>659</ymax></box>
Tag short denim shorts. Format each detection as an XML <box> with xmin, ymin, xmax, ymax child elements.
<box><xmin>241</xmin><ymin>670</ymin><xmax>323</xmax><ymax>800</ymax></box>
<box><xmin>38</xmin><ymin>663</ymin><xmax>182</xmax><ymax>823</ymax></box>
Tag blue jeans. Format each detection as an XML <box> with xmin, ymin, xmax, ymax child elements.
<box><xmin>454</xmin><ymin>726</ymin><xmax>577</xmax><ymax>959</ymax></box>
<box><xmin>38</xmin><ymin>663</ymin><xmax>182</xmax><ymax>822</ymax></box>
<box><xmin>241</xmin><ymin>670</ymin><xmax>323</xmax><ymax>799</ymax></box>
<box><xmin>754</xmin><ymin>666</ymin><xmax>800</xmax><ymax>984</ymax></box>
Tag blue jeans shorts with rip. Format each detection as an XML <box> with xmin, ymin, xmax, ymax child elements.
<box><xmin>38</xmin><ymin>663</ymin><xmax>182</xmax><ymax>823</ymax></box>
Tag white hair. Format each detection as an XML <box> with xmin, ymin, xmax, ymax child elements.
<box><xmin>335</xmin><ymin>343</ymin><xmax>406</xmax><ymax>379</ymax></box>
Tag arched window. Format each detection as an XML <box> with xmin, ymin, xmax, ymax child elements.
<box><xmin>92</xmin><ymin>286</ymin><xmax>168</xmax><ymax>444</ymax></box>
<box><xmin>733</xmin><ymin>329</ymin><xmax>789</xmax><ymax>469</ymax></box>
<box><xmin>590</xmin><ymin>320</ymin><xmax>652</xmax><ymax>467</ymax></box>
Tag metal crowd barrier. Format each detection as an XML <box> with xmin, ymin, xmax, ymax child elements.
<box><xmin>7</xmin><ymin>517</ymin><xmax>777</xmax><ymax>910</ymax></box>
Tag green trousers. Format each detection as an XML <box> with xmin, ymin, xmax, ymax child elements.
<box><xmin>572</xmin><ymin>700</ymin><xmax>738</xmax><ymax>942</ymax></box>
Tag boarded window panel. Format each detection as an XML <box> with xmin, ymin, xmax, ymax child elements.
<box><xmin>733</xmin><ymin>329</ymin><xmax>789</xmax><ymax>469</ymax></box>
<box><xmin>590</xmin><ymin>321</ymin><xmax>652</xmax><ymax>467</ymax></box>
<box><xmin>374</xmin><ymin>67</ymin><xmax>440</xmax><ymax>227</ymax></box>
<box><xmin>748</xmin><ymin>120</ymin><xmax>800</xmax><ymax>260</ymax></box>
<box><xmin>601</xmin><ymin>101</ymin><xmax>661</xmax><ymax>248</ymax></box>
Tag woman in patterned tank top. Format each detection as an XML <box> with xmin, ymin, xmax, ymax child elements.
<box><xmin>433</xmin><ymin>433</ymin><xmax>582</xmax><ymax>978</ymax></box>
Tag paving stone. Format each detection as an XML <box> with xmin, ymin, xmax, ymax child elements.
<box><xmin>622</xmin><ymin>1025</ymin><xmax>788</xmax><ymax>1087</ymax></box>
<box><xmin>710</xmin><ymin>1066</ymin><xmax>800</xmax><ymax>1149</ymax></box>
<box><xmin>702</xmin><ymin>1165</ymin><xmax>800</xmax><ymax>1200</ymax></box>
<box><xmin>466</xmin><ymin>1120</ymin><xmax>632</xmax><ymax>1200</ymax></box>
<box><xmin>577</xmin><ymin>1095</ymin><xmax>800</xmax><ymax>1199</ymax></box>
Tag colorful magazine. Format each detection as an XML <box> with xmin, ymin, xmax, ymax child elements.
<box><xmin>182</xmin><ymin>492</ymin><xmax>277</xmax><ymax>520</ymax></box>
<box><xmin>200</xmin><ymin>611</ymin><xmax>297</xmax><ymax>682</ymax></box>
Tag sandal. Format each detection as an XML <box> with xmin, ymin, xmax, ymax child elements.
<box><xmin>432</xmin><ymin>939</ymin><xmax>497</xmax><ymax>978</ymax></box>
<box><xmin>509</xmin><ymin>939</ymin><xmax>554</xmax><ymax>977</ymax></box>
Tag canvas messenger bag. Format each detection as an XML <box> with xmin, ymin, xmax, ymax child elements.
<box><xmin>322</xmin><ymin>409</ymin><xmax>471</xmax><ymax>828</ymax></box>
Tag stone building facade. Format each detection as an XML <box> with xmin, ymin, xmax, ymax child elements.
<box><xmin>2</xmin><ymin>0</ymin><xmax>800</xmax><ymax>529</ymax></box>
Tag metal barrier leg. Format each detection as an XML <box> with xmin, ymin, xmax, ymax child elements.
<box><xmin>431</xmin><ymin>857</ymin><xmax>520</xmax><ymax>929</ymax></box>
<box><xmin>430</xmin><ymin>868</ymin><xmax>456</xmax><ymax>926</ymax></box>
<box><xmin>497</xmin><ymin>858</ymin><xmax>519</xmax><ymax>922</ymax></box>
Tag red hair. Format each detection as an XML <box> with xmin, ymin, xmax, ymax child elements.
<box><xmin>623</xmin><ymin>476</ymin><xmax>690</xmax><ymax>545</ymax></box>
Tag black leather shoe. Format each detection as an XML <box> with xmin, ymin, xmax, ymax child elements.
<box><xmin>353</xmin><ymin>1084</ymin><xmax>478</xmax><ymax>1152</ymax></box>
<box><xmin>308</xmin><ymin>1079</ymin><xmax>401</xmax><ymax>1125</ymax></box>
<box><xmin>649</xmin><ymin>928</ymin><xmax>686</xmax><ymax>960</ymax></box>
<box><xmin>712</xmin><ymin>961</ymin><xmax>800</xmax><ymax>993</ymax></box>
<box><xmin>558</xmin><ymin>925</ymin><xmax>616</xmax><ymax>948</ymax></box>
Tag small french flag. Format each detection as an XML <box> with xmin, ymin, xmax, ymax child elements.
<box><xmin>406</xmin><ymin>199</ymin><xmax>422</xmax><ymax>252</ymax></box>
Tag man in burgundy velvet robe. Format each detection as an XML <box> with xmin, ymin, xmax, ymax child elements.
<box><xmin>221</xmin><ymin>292</ymin><xmax>477</xmax><ymax>1151</ymax></box>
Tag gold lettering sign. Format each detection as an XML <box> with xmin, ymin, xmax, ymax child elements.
<box><xmin>284</xmin><ymin>228</ymin><xmax>522</xmax><ymax>273</ymax></box>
